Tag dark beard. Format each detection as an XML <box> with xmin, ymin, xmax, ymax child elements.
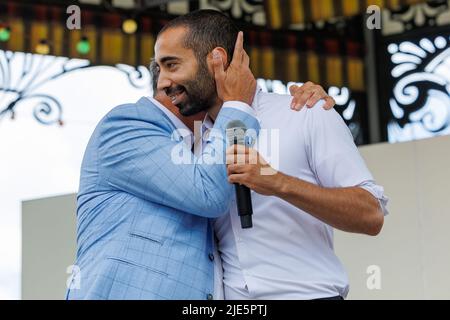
<box><xmin>175</xmin><ymin>63</ymin><xmax>217</xmax><ymax>117</ymax></box>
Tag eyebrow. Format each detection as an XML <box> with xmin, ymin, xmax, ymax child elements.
<box><xmin>158</xmin><ymin>56</ymin><xmax>181</xmax><ymax>65</ymax></box>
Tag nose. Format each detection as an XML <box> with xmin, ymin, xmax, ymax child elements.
<box><xmin>157</xmin><ymin>70</ymin><xmax>172</xmax><ymax>92</ymax></box>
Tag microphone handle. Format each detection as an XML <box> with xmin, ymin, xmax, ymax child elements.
<box><xmin>234</xmin><ymin>184</ymin><xmax>253</xmax><ymax>229</ymax></box>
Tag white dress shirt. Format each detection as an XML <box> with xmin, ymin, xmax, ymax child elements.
<box><xmin>211</xmin><ymin>89</ymin><xmax>389</xmax><ymax>300</ymax></box>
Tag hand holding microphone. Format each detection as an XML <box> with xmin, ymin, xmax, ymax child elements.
<box><xmin>226</xmin><ymin>120</ymin><xmax>254</xmax><ymax>229</ymax></box>
<box><xmin>226</xmin><ymin>125</ymin><xmax>279</xmax><ymax>225</ymax></box>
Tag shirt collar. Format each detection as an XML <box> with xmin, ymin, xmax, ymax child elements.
<box><xmin>147</xmin><ymin>96</ymin><xmax>193</xmax><ymax>141</ymax></box>
<box><xmin>251</xmin><ymin>85</ymin><xmax>263</xmax><ymax>112</ymax></box>
<box><xmin>202</xmin><ymin>113</ymin><xmax>214</xmax><ymax>130</ymax></box>
<box><xmin>197</xmin><ymin>113</ymin><xmax>214</xmax><ymax>143</ymax></box>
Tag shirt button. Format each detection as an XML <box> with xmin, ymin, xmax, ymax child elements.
<box><xmin>207</xmin><ymin>294</ymin><xmax>214</xmax><ymax>300</ymax></box>
<box><xmin>208</xmin><ymin>253</ymin><xmax>215</xmax><ymax>262</ymax></box>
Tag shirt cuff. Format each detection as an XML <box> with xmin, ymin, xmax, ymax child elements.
<box><xmin>358</xmin><ymin>181</ymin><xmax>389</xmax><ymax>216</ymax></box>
<box><xmin>222</xmin><ymin>101</ymin><xmax>257</xmax><ymax>118</ymax></box>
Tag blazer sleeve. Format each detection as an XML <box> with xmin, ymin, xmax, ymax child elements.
<box><xmin>98</xmin><ymin>104</ymin><xmax>260</xmax><ymax>218</ymax></box>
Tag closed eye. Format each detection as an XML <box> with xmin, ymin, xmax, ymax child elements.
<box><xmin>158</xmin><ymin>56</ymin><xmax>181</xmax><ymax>70</ymax></box>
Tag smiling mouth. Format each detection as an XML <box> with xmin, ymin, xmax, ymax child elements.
<box><xmin>168</xmin><ymin>89</ymin><xmax>186</xmax><ymax>106</ymax></box>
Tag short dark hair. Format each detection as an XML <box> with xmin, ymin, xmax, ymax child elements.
<box><xmin>149</xmin><ymin>58</ymin><xmax>159</xmax><ymax>95</ymax></box>
<box><xmin>157</xmin><ymin>9</ymin><xmax>239</xmax><ymax>65</ymax></box>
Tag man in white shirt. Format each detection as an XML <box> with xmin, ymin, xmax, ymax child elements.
<box><xmin>220</xmin><ymin>87</ymin><xmax>388</xmax><ymax>300</ymax></box>
<box><xmin>154</xmin><ymin>9</ymin><xmax>388</xmax><ymax>300</ymax></box>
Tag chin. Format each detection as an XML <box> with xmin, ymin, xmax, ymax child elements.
<box><xmin>177</xmin><ymin>104</ymin><xmax>199</xmax><ymax>117</ymax></box>
<box><xmin>177</xmin><ymin>105</ymin><xmax>195</xmax><ymax>117</ymax></box>
<box><xmin>178</xmin><ymin>100</ymin><xmax>210</xmax><ymax>117</ymax></box>
<box><xmin>179</xmin><ymin>108</ymin><xmax>198</xmax><ymax>117</ymax></box>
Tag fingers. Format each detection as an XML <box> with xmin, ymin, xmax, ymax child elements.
<box><xmin>289</xmin><ymin>85</ymin><xmax>302</xmax><ymax>110</ymax></box>
<box><xmin>228</xmin><ymin>173</ymin><xmax>247</xmax><ymax>185</ymax></box>
<box><xmin>322</xmin><ymin>96</ymin><xmax>336</xmax><ymax>110</ymax></box>
<box><xmin>290</xmin><ymin>82</ymin><xmax>336</xmax><ymax>111</ymax></box>
<box><xmin>297</xmin><ymin>81</ymin><xmax>315</xmax><ymax>94</ymax></box>
<box><xmin>226</xmin><ymin>152</ymin><xmax>257</xmax><ymax>165</ymax></box>
<box><xmin>230</xmin><ymin>31</ymin><xmax>245</xmax><ymax>68</ymax></box>
<box><xmin>242</xmin><ymin>49</ymin><xmax>250</xmax><ymax>67</ymax></box>
<box><xmin>226</xmin><ymin>144</ymin><xmax>248</xmax><ymax>165</ymax></box>
<box><xmin>289</xmin><ymin>82</ymin><xmax>314</xmax><ymax>110</ymax></box>
<box><xmin>289</xmin><ymin>85</ymin><xmax>300</xmax><ymax>97</ymax></box>
<box><xmin>306</xmin><ymin>92</ymin><xmax>322</xmax><ymax>108</ymax></box>
<box><xmin>291</xmin><ymin>90</ymin><xmax>313</xmax><ymax>111</ymax></box>
<box><xmin>227</xmin><ymin>164</ymin><xmax>248</xmax><ymax>176</ymax></box>
<box><xmin>226</xmin><ymin>144</ymin><xmax>249</xmax><ymax>155</ymax></box>
<box><xmin>215</xmin><ymin>31</ymin><xmax>256</xmax><ymax>104</ymax></box>
<box><xmin>226</xmin><ymin>145</ymin><xmax>258</xmax><ymax>165</ymax></box>
<box><xmin>212</xmin><ymin>49</ymin><xmax>225</xmax><ymax>82</ymax></box>
<box><xmin>233</xmin><ymin>31</ymin><xmax>244</xmax><ymax>61</ymax></box>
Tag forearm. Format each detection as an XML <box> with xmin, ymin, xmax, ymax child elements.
<box><xmin>272</xmin><ymin>173</ymin><xmax>384</xmax><ymax>236</ymax></box>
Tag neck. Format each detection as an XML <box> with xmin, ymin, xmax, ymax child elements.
<box><xmin>179</xmin><ymin>113</ymin><xmax>205</xmax><ymax>132</ymax></box>
<box><xmin>206</xmin><ymin>97</ymin><xmax>223</xmax><ymax>122</ymax></box>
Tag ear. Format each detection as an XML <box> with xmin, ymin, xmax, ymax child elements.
<box><xmin>207</xmin><ymin>47</ymin><xmax>228</xmax><ymax>72</ymax></box>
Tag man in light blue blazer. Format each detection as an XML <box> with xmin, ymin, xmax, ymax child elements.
<box><xmin>66</xmin><ymin>36</ymin><xmax>259</xmax><ymax>299</ymax></box>
<box><xmin>67</xmin><ymin>11</ymin><xmax>331</xmax><ymax>300</ymax></box>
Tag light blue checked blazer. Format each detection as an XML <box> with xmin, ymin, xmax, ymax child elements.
<box><xmin>66</xmin><ymin>97</ymin><xmax>260</xmax><ymax>300</ymax></box>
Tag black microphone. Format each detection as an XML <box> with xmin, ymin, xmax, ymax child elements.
<box><xmin>226</xmin><ymin>120</ymin><xmax>253</xmax><ymax>229</ymax></box>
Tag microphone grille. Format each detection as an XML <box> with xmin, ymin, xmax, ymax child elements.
<box><xmin>226</xmin><ymin>120</ymin><xmax>247</xmax><ymax>146</ymax></box>
<box><xmin>226</xmin><ymin>120</ymin><xmax>246</xmax><ymax>130</ymax></box>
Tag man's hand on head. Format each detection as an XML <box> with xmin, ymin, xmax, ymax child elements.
<box><xmin>212</xmin><ymin>31</ymin><xmax>256</xmax><ymax>106</ymax></box>
<box><xmin>289</xmin><ymin>82</ymin><xmax>336</xmax><ymax>111</ymax></box>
